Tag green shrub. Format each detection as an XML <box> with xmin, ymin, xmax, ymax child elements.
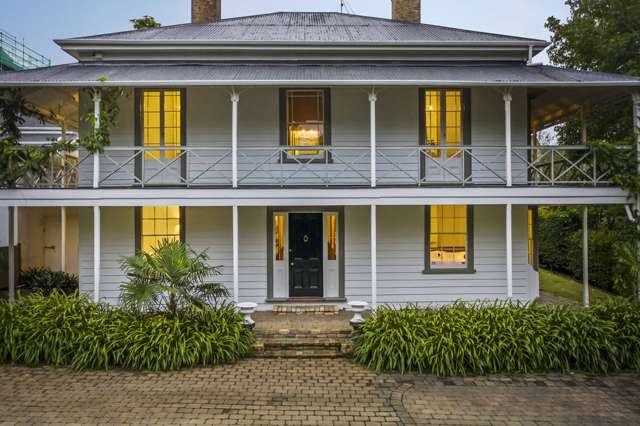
<box><xmin>352</xmin><ymin>299</ymin><xmax>640</xmax><ymax>375</ymax></box>
<box><xmin>18</xmin><ymin>267</ymin><xmax>79</xmax><ymax>295</ymax></box>
<box><xmin>0</xmin><ymin>291</ymin><xmax>253</xmax><ymax>370</ymax></box>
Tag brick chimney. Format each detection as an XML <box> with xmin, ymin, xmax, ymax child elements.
<box><xmin>391</xmin><ymin>0</ymin><xmax>421</xmax><ymax>23</ymax></box>
<box><xmin>192</xmin><ymin>0</ymin><xmax>221</xmax><ymax>23</ymax></box>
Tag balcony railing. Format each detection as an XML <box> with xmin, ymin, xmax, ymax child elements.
<box><xmin>7</xmin><ymin>144</ymin><xmax>631</xmax><ymax>189</ymax></box>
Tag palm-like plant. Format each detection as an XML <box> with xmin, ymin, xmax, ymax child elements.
<box><xmin>120</xmin><ymin>239</ymin><xmax>230</xmax><ymax>314</ymax></box>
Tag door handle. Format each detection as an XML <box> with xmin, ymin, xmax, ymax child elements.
<box><xmin>290</xmin><ymin>262</ymin><xmax>294</xmax><ymax>266</ymax></box>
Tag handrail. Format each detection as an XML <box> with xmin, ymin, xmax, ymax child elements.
<box><xmin>5</xmin><ymin>144</ymin><xmax>630</xmax><ymax>189</ymax></box>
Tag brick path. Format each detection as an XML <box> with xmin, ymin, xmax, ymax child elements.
<box><xmin>1</xmin><ymin>359</ymin><xmax>639</xmax><ymax>425</ymax></box>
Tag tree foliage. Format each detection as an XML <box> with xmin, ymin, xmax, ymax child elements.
<box><xmin>120</xmin><ymin>239</ymin><xmax>230</xmax><ymax>314</ymax></box>
<box><xmin>130</xmin><ymin>16</ymin><xmax>161</xmax><ymax>30</ymax></box>
<box><xmin>540</xmin><ymin>1</ymin><xmax>640</xmax><ymax>298</ymax></box>
<box><xmin>77</xmin><ymin>83</ymin><xmax>126</xmax><ymax>153</ymax></box>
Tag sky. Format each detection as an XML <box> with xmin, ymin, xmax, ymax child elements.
<box><xmin>0</xmin><ymin>0</ymin><xmax>571</xmax><ymax>65</ymax></box>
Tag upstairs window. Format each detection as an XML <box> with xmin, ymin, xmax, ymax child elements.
<box><xmin>281</xmin><ymin>89</ymin><xmax>330</xmax><ymax>156</ymax></box>
<box><xmin>425</xmin><ymin>205</ymin><xmax>474</xmax><ymax>273</ymax></box>
<box><xmin>140</xmin><ymin>89</ymin><xmax>183</xmax><ymax>161</ymax></box>
<box><xmin>423</xmin><ymin>89</ymin><xmax>464</xmax><ymax>158</ymax></box>
<box><xmin>139</xmin><ymin>206</ymin><xmax>182</xmax><ymax>254</ymax></box>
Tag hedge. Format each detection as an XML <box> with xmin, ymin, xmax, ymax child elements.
<box><xmin>0</xmin><ymin>291</ymin><xmax>253</xmax><ymax>370</ymax></box>
<box><xmin>352</xmin><ymin>298</ymin><xmax>640</xmax><ymax>375</ymax></box>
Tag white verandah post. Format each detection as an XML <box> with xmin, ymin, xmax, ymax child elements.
<box><xmin>8</xmin><ymin>206</ymin><xmax>15</xmax><ymax>303</ymax></box>
<box><xmin>369</xmin><ymin>90</ymin><xmax>377</xmax><ymax>188</ymax></box>
<box><xmin>231</xmin><ymin>91</ymin><xmax>240</xmax><ymax>189</ymax></box>
<box><xmin>232</xmin><ymin>204</ymin><xmax>239</xmax><ymax>304</ymax></box>
<box><xmin>506</xmin><ymin>203</ymin><xmax>513</xmax><ymax>299</ymax></box>
<box><xmin>503</xmin><ymin>89</ymin><xmax>513</xmax><ymax>187</ymax></box>
<box><xmin>93</xmin><ymin>206</ymin><xmax>100</xmax><ymax>303</ymax></box>
<box><xmin>580</xmin><ymin>107</ymin><xmax>589</xmax><ymax>307</ymax></box>
<box><xmin>632</xmin><ymin>92</ymin><xmax>640</xmax><ymax>301</ymax></box>
<box><xmin>92</xmin><ymin>93</ymin><xmax>101</xmax><ymax>189</ymax></box>
<box><xmin>60</xmin><ymin>207</ymin><xmax>66</xmax><ymax>272</ymax></box>
<box><xmin>370</xmin><ymin>203</ymin><xmax>377</xmax><ymax>310</ymax></box>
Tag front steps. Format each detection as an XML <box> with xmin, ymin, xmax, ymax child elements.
<box><xmin>251</xmin><ymin>308</ymin><xmax>354</xmax><ymax>358</ymax></box>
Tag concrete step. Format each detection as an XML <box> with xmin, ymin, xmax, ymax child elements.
<box><xmin>252</xmin><ymin>335</ymin><xmax>352</xmax><ymax>358</ymax></box>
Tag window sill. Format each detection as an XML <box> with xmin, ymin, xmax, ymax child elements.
<box><xmin>422</xmin><ymin>268</ymin><xmax>476</xmax><ymax>275</ymax></box>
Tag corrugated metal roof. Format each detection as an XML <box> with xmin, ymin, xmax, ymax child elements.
<box><xmin>61</xmin><ymin>12</ymin><xmax>547</xmax><ymax>45</ymax></box>
<box><xmin>0</xmin><ymin>62</ymin><xmax>638</xmax><ymax>87</ymax></box>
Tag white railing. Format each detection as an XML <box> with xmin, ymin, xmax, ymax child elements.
<box><xmin>8</xmin><ymin>144</ymin><xmax>629</xmax><ymax>189</ymax></box>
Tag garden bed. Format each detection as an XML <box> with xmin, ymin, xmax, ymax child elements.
<box><xmin>0</xmin><ymin>291</ymin><xmax>253</xmax><ymax>371</ymax></box>
<box><xmin>352</xmin><ymin>298</ymin><xmax>640</xmax><ymax>375</ymax></box>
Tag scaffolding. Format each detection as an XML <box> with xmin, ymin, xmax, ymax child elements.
<box><xmin>0</xmin><ymin>28</ymin><xmax>51</xmax><ymax>71</ymax></box>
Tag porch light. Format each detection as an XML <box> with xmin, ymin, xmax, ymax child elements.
<box><xmin>237</xmin><ymin>302</ymin><xmax>258</xmax><ymax>330</ymax></box>
<box><xmin>348</xmin><ymin>301</ymin><xmax>368</xmax><ymax>327</ymax></box>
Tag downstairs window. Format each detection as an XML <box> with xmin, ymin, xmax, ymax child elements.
<box><xmin>137</xmin><ymin>206</ymin><xmax>183</xmax><ymax>254</ymax></box>
<box><xmin>425</xmin><ymin>205</ymin><xmax>474</xmax><ymax>273</ymax></box>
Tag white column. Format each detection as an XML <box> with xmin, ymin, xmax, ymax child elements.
<box><xmin>231</xmin><ymin>91</ymin><xmax>240</xmax><ymax>188</ymax></box>
<box><xmin>503</xmin><ymin>90</ymin><xmax>513</xmax><ymax>187</ymax></box>
<box><xmin>370</xmin><ymin>204</ymin><xmax>377</xmax><ymax>310</ymax></box>
<box><xmin>60</xmin><ymin>207</ymin><xmax>66</xmax><ymax>272</ymax></box>
<box><xmin>369</xmin><ymin>90</ymin><xmax>377</xmax><ymax>188</ymax></box>
<box><xmin>506</xmin><ymin>203</ymin><xmax>513</xmax><ymax>299</ymax></box>
<box><xmin>582</xmin><ymin>206</ymin><xmax>589</xmax><ymax>307</ymax></box>
<box><xmin>632</xmin><ymin>93</ymin><xmax>640</xmax><ymax>301</ymax></box>
<box><xmin>232</xmin><ymin>204</ymin><xmax>239</xmax><ymax>304</ymax></box>
<box><xmin>93</xmin><ymin>206</ymin><xmax>100</xmax><ymax>303</ymax></box>
<box><xmin>8</xmin><ymin>206</ymin><xmax>15</xmax><ymax>303</ymax></box>
<box><xmin>92</xmin><ymin>93</ymin><xmax>101</xmax><ymax>189</ymax></box>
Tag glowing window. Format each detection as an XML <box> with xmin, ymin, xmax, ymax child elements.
<box><xmin>141</xmin><ymin>206</ymin><xmax>181</xmax><ymax>254</ymax></box>
<box><xmin>286</xmin><ymin>89</ymin><xmax>325</xmax><ymax>156</ymax></box>
<box><xmin>327</xmin><ymin>213</ymin><xmax>337</xmax><ymax>261</ymax></box>
<box><xmin>429</xmin><ymin>205</ymin><xmax>468</xmax><ymax>269</ymax></box>
<box><xmin>142</xmin><ymin>90</ymin><xmax>182</xmax><ymax>161</ymax></box>
<box><xmin>423</xmin><ymin>89</ymin><xmax>463</xmax><ymax>158</ymax></box>
<box><xmin>274</xmin><ymin>214</ymin><xmax>285</xmax><ymax>261</ymax></box>
<box><xmin>528</xmin><ymin>208</ymin><xmax>535</xmax><ymax>266</ymax></box>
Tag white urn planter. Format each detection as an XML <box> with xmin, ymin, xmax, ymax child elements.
<box><xmin>237</xmin><ymin>302</ymin><xmax>258</xmax><ymax>329</ymax></box>
<box><xmin>348</xmin><ymin>301</ymin><xmax>368</xmax><ymax>327</ymax></box>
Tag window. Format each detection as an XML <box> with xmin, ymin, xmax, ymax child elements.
<box><xmin>423</xmin><ymin>89</ymin><xmax>463</xmax><ymax>158</ymax></box>
<box><xmin>140</xmin><ymin>89</ymin><xmax>183</xmax><ymax>161</ymax></box>
<box><xmin>139</xmin><ymin>206</ymin><xmax>182</xmax><ymax>253</ymax></box>
<box><xmin>274</xmin><ymin>213</ymin><xmax>285</xmax><ymax>261</ymax></box>
<box><xmin>327</xmin><ymin>213</ymin><xmax>337</xmax><ymax>261</ymax></box>
<box><xmin>281</xmin><ymin>89</ymin><xmax>330</xmax><ymax>157</ymax></box>
<box><xmin>425</xmin><ymin>205</ymin><xmax>473</xmax><ymax>272</ymax></box>
<box><xmin>528</xmin><ymin>207</ymin><xmax>537</xmax><ymax>268</ymax></box>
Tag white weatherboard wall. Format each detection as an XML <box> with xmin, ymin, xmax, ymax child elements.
<box><xmin>344</xmin><ymin>205</ymin><xmax>531</xmax><ymax>305</ymax></box>
<box><xmin>78</xmin><ymin>86</ymin><xmax>526</xmax><ymax>187</ymax></box>
<box><xmin>78</xmin><ymin>205</ymin><xmax>532</xmax><ymax>307</ymax></box>
<box><xmin>78</xmin><ymin>206</ymin><xmax>267</xmax><ymax>306</ymax></box>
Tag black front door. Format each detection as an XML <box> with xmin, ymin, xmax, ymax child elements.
<box><xmin>289</xmin><ymin>213</ymin><xmax>323</xmax><ymax>297</ymax></box>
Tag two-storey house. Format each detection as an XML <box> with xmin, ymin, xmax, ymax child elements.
<box><xmin>1</xmin><ymin>0</ymin><xmax>639</xmax><ymax>309</ymax></box>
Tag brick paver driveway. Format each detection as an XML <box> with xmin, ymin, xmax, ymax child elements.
<box><xmin>1</xmin><ymin>358</ymin><xmax>639</xmax><ymax>425</ymax></box>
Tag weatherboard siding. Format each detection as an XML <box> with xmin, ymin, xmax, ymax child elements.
<box><xmin>78</xmin><ymin>205</ymin><xmax>532</xmax><ymax>307</ymax></box>
<box><xmin>77</xmin><ymin>86</ymin><xmax>526</xmax><ymax>187</ymax></box>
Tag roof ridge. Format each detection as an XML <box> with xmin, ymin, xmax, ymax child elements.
<box><xmin>61</xmin><ymin>11</ymin><xmax>547</xmax><ymax>44</ymax></box>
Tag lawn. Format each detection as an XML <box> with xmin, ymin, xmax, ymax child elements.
<box><xmin>539</xmin><ymin>268</ymin><xmax>611</xmax><ymax>304</ymax></box>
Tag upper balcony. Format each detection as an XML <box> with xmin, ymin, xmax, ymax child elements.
<box><xmin>12</xmin><ymin>143</ymin><xmax>631</xmax><ymax>189</ymax></box>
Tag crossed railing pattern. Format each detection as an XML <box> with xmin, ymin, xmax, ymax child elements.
<box><xmin>10</xmin><ymin>144</ymin><xmax>630</xmax><ymax>188</ymax></box>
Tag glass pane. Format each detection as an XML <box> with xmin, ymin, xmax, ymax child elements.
<box><xmin>274</xmin><ymin>214</ymin><xmax>285</xmax><ymax>261</ymax></box>
<box><xmin>286</xmin><ymin>90</ymin><xmax>324</xmax><ymax>156</ymax></box>
<box><xmin>424</xmin><ymin>90</ymin><xmax>441</xmax><ymax>158</ymax></box>
<box><xmin>445</xmin><ymin>90</ymin><xmax>462</xmax><ymax>158</ymax></box>
<box><xmin>429</xmin><ymin>205</ymin><xmax>467</xmax><ymax>268</ymax></box>
<box><xmin>140</xmin><ymin>205</ymin><xmax>181</xmax><ymax>254</ymax></box>
<box><xmin>327</xmin><ymin>213</ymin><xmax>337</xmax><ymax>261</ymax></box>
<box><xmin>143</xmin><ymin>92</ymin><xmax>162</xmax><ymax>160</ymax></box>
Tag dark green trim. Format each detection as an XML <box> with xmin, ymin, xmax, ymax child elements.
<box><xmin>279</xmin><ymin>88</ymin><xmax>332</xmax><ymax>164</ymax></box>
<box><xmin>462</xmin><ymin>88</ymin><xmax>472</xmax><ymax>182</ymax></box>
<box><xmin>423</xmin><ymin>205</ymin><xmax>475</xmax><ymax>274</ymax></box>
<box><xmin>265</xmin><ymin>297</ymin><xmax>347</xmax><ymax>303</ymax></box>
<box><xmin>266</xmin><ymin>206</ymin><xmax>344</xmax><ymax>300</ymax></box>
<box><xmin>134</xmin><ymin>206</ymin><xmax>186</xmax><ymax>253</ymax></box>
